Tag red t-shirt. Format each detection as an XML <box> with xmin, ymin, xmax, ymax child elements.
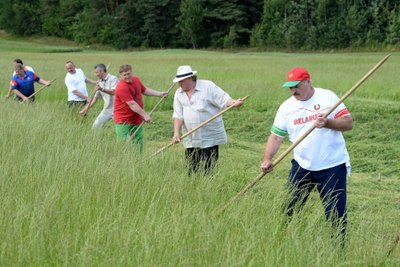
<box><xmin>114</xmin><ymin>76</ymin><xmax>146</xmax><ymax>125</ymax></box>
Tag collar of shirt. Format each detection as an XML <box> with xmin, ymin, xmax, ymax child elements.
<box><xmin>178</xmin><ymin>86</ymin><xmax>201</xmax><ymax>94</ymax></box>
<box><xmin>101</xmin><ymin>74</ymin><xmax>109</xmax><ymax>82</ymax></box>
<box><xmin>17</xmin><ymin>73</ymin><xmax>29</xmax><ymax>80</ymax></box>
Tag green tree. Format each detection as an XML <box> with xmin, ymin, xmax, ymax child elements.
<box><xmin>345</xmin><ymin>3</ymin><xmax>368</xmax><ymax>48</ymax></box>
<box><xmin>0</xmin><ymin>0</ymin><xmax>14</xmax><ymax>32</ymax></box>
<box><xmin>201</xmin><ymin>0</ymin><xmax>262</xmax><ymax>47</ymax></box>
<box><xmin>178</xmin><ymin>0</ymin><xmax>204</xmax><ymax>48</ymax></box>
<box><xmin>251</xmin><ymin>0</ymin><xmax>286</xmax><ymax>48</ymax></box>
<box><xmin>365</xmin><ymin>0</ymin><xmax>391</xmax><ymax>47</ymax></box>
<box><xmin>314</xmin><ymin>0</ymin><xmax>350</xmax><ymax>49</ymax></box>
<box><xmin>386</xmin><ymin>5</ymin><xmax>400</xmax><ymax>45</ymax></box>
<box><xmin>0</xmin><ymin>0</ymin><xmax>42</xmax><ymax>36</ymax></box>
<box><xmin>283</xmin><ymin>1</ymin><xmax>314</xmax><ymax>49</ymax></box>
<box><xmin>223</xmin><ymin>25</ymin><xmax>239</xmax><ymax>49</ymax></box>
<box><xmin>134</xmin><ymin>0</ymin><xmax>180</xmax><ymax>48</ymax></box>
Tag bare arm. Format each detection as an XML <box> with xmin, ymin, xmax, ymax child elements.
<box><xmin>143</xmin><ymin>88</ymin><xmax>168</xmax><ymax>97</ymax></box>
<box><xmin>97</xmin><ymin>82</ymin><xmax>115</xmax><ymax>95</ymax></box>
<box><xmin>6</xmin><ymin>83</ymin><xmax>14</xmax><ymax>98</ymax></box>
<box><xmin>38</xmin><ymin>79</ymin><xmax>51</xmax><ymax>86</ymax></box>
<box><xmin>85</xmin><ymin>78</ymin><xmax>97</xmax><ymax>85</ymax></box>
<box><xmin>100</xmin><ymin>76</ymin><xmax>118</xmax><ymax>95</ymax></box>
<box><xmin>314</xmin><ymin>114</ymin><xmax>353</xmax><ymax>131</ymax></box>
<box><xmin>127</xmin><ymin>100</ymin><xmax>151</xmax><ymax>122</ymax></box>
<box><xmin>100</xmin><ymin>86</ymin><xmax>115</xmax><ymax>95</ymax></box>
<box><xmin>226</xmin><ymin>98</ymin><xmax>244</xmax><ymax>107</ymax></box>
<box><xmin>11</xmin><ymin>89</ymin><xmax>29</xmax><ymax>102</ymax></box>
<box><xmin>79</xmin><ymin>94</ymin><xmax>98</xmax><ymax>115</ymax></box>
<box><xmin>72</xmin><ymin>90</ymin><xmax>91</xmax><ymax>102</ymax></box>
<box><xmin>172</xmin><ymin>118</ymin><xmax>184</xmax><ymax>143</ymax></box>
<box><xmin>260</xmin><ymin>134</ymin><xmax>284</xmax><ymax>173</ymax></box>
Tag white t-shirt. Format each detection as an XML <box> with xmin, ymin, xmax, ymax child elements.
<box><xmin>65</xmin><ymin>68</ymin><xmax>88</xmax><ymax>101</ymax></box>
<box><xmin>271</xmin><ymin>88</ymin><xmax>350</xmax><ymax>171</ymax></box>
<box><xmin>173</xmin><ymin>80</ymin><xmax>231</xmax><ymax>149</ymax></box>
<box><xmin>94</xmin><ymin>74</ymin><xmax>119</xmax><ymax>116</ymax></box>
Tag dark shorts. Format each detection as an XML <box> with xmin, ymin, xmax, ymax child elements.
<box><xmin>185</xmin><ymin>145</ymin><xmax>219</xmax><ymax>175</ymax></box>
<box><xmin>67</xmin><ymin>100</ymin><xmax>87</xmax><ymax>109</ymax></box>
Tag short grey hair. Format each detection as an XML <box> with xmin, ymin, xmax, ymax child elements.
<box><xmin>95</xmin><ymin>63</ymin><xmax>107</xmax><ymax>72</ymax></box>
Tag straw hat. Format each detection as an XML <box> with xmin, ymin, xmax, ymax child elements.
<box><xmin>173</xmin><ymin>65</ymin><xmax>197</xmax><ymax>83</ymax></box>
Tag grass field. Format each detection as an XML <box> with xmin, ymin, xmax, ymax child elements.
<box><xmin>0</xmin><ymin>37</ymin><xmax>399</xmax><ymax>266</ymax></box>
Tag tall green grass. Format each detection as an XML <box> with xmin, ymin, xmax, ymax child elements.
<box><xmin>0</xmin><ymin>39</ymin><xmax>399</xmax><ymax>265</ymax></box>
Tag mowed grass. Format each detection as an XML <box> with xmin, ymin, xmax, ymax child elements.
<box><xmin>0</xmin><ymin>38</ymin><xmax>399</xmax><ymax>266</ymax></box>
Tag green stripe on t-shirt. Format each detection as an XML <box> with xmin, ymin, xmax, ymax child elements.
<box><xmin>271</xmin><ymin>125</ymin><xmax>288</xmax><ymax>137</ymax></box>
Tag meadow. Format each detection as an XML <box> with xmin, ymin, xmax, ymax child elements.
<box><xmin>0</xmin><ymin>36</ymin><xmax>399</xmax><ymax>266</ymax></box>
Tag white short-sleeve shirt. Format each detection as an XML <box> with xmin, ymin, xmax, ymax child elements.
<box><xmin>173</xmin><ymin>79</ymin><xmax>231</xmax><ymax>149</ymax></box>
<box><xmin>65</xmin><ymin>68</ymin><xmax>88</xmax><ymax>101</ymax></box>
<box><xmin>271</xmin><ymin>88</ymin><xmax>351</xmax><ymax>171</ymax></box>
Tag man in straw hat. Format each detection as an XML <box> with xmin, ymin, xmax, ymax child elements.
<box><xmin>172</xmin><ymin>65</ymin><xmax>243</xmax><ymax>175</ymax></box>
<box><xmin>114</xmin><ymin>64</ymin><xmax>168</xmax><ymax>152</ymax></box>
<box><xmin>261</xmin><ymin>67</ymin><xmax>353</xmax><ymax>238</ymax></box>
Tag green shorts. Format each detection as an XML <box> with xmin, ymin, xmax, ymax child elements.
<box><xmin>115</xmin><ymin>124</ymin><xmax>143</xmax><ymax>152</ymax></box>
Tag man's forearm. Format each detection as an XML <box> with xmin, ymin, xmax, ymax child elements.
<box><xmin>127</xmin><ymin>101</ymin><xmax>146</xmax><ymax>116</ymax></box>
<box><xmin>38</xmin><ymin>79</ymin><xmax>50</xmax><ymax>86</ymax></box>
<box><xmin>101</xmin><ymin>88</ymin><xmax>115</xmax><ymax>95</ymax></box>
<box><xmin>263</xmin><ymin>134</ymin><xmax>284</xmax><ymax>161</ymax></box>
<box><xmin>87</xmin><ymin>97</ymin><xmax>98</xmax><ymax>108</ymax></box>
<box><xmin>85</xmin><ymin>78</ymin><xmax>97</xmax><ymax>85</ymax></box>
<box><xmin>72</xmin><ymin>90</ymin><xmax>89</xmax><ymax>101</ymax></box>
<box><xmin>173</xmin><ymin>118</ymin><xmax>183</xmax><ymax>136</ymax></box>
<box><xmin>143</xmin><ymin>88</ymin><xmax>163</xmax><ymax>97</ymax></box>
<box><xmin>325</xmin><ymin>116</ymin><xmax>353</xmax><ymax>131</ymax></box>
<box><xmin>12</xmin><ymin>89</ymin><xmax>27</xmax><ymax>100</ymax></box>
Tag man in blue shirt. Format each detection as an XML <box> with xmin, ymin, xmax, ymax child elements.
<box><xmin>6</xmin><ymin>58</ymin><xmax>35</xmax><ymax>99</ymax></box>
<box><xmin>11</xmin><ymin>63</ymin><xmax>51</xmax><ymax>102</ymax></box>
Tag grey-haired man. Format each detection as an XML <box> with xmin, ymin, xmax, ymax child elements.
<box><xmin>79</xmin><ymin>64</ymin><xmax>119</xmax><ymax>128</ymax></box>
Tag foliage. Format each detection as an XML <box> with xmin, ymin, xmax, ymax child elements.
<box><xmin>178</xmin><ymin>0</ymin><xmax>204</xmax><ymax>48</ymax></box>
<box><xmin>1</xmin><ymin>0</ymin><xmax>400</xmax><ymax>49</ymax></box>
<box><xmin>252</xmin><ymin>0</ymin><xmax>400</xmax><ymax>50</ymax></box>
<box><xmin>0</xmin><ymin>0</ymin><xmax>264</xmax><ymax>49</ymax></box>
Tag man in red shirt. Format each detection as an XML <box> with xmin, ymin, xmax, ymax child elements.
<box><xmin>114</xmin><ymin>64</ymin><xmax>168</xmax><ymax>152</ymax></box>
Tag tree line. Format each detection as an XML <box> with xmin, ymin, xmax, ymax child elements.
<box><xmin>0</xmin><ymin>0</ymin><xmax>399</xmax><ymax>50</ymax></box>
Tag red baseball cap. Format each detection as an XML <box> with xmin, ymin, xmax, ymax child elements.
<box><xmin>282</xmin><ymin>67</ymin><xmax>311</xmax><ymax>88</ymax></box>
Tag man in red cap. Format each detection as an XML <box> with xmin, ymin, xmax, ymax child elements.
<box><xmin>261</xmin><ymin>67</ymin><xmax>353</xmax><ymax>239</ymax></box>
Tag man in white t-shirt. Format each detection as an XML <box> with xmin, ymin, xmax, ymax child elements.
<box><xmin>64</xmin><ymin>61</ymin><xmax>97</xmax><ymax>110</ymax></box>
<box><xmin>261</xmin><ymin>67</ymin><xmax>353</xmax><ymax>238</ymax></box>
<box><xmin>79</xmin><ymin>64</ymin><xmax>119</xmax><ymax>128</ymax></box>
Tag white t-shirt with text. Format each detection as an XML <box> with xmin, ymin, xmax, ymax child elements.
<box><xmin>271</xmin><ymin>88</ymin><xmax>351</xmax><ymax>171</ymax></box>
